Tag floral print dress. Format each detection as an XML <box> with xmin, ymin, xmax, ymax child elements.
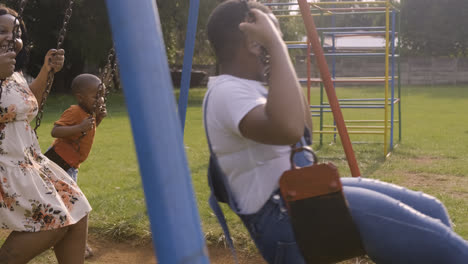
<box><xmin>0</xmin><ymin>72</ymin><xmax>91</xmax><ymax>232</ymax></box>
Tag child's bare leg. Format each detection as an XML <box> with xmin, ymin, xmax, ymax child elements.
<box><xmin>53</xmin><ymin>215</ymin><xmax>88</xmax><ymax>264</ymax></box>
<box><xmin>0</xmin><ymin>227</ymin><xmax>69</xmax><ymax>264</ymax></box>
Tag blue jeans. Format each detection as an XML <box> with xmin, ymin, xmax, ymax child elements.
<box><xmin>65</xmin><ymin>167</ymin><xmax>79</xmax><ymax>182</ymax></box>
<box><xmin>239</xmin><ymin>177</ymin><xmax>468</xmax><ymax>264</ymax></box>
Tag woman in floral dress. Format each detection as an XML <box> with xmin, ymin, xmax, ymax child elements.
<box><xmin>0</xmin><ymin>5</ymin><xmax>92</xmax><ymax>264</ymax></box>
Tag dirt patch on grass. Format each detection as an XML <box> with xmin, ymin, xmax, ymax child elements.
<box><xmin>410</xmin><ymin>156</ymin><xmax>442</xmax><ymax>165</ymax></box>
<box><xmin>0</xmin><ymin>230</ymin><xmax>266</xmax><ymax>264</ymax></box>
<box><xmin>86</xmin><ymin>234</ymin><xmax>266</xmax><ymax>264</ymax></box>
<box><xmin>85</xmin><ymin>234</ymin><xmax>156</xmax><ymax>264</ymax></box>
<box><xmin>394</xmin><ymin>171</ymin><xmax>468</xmax><ymax>199</ymax></box>
<box><xmin>0</xmin><ymin>229</ymin><xmax>9</xmax><ymax>240</ymax></box>
<box><xmin>0</xmin><ymin>228</ymin><xmax>374</xmax><ymax>263</ymax></box>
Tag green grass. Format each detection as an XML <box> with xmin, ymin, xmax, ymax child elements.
<box><xmin>183</xmin><ymin>85</ymin><xmax>468</xmax><ymax>247</ymax></box>
<box><xmin>3</xmin><ymin>85</ymin><xmax>468</xmax><ymax>256</ymax></box>
<box><xmin>33</xmin><ymin>93</ymin><xmax>150</xmax><ymax>242</ymax></box>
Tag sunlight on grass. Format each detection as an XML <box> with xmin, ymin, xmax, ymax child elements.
<box><xmin>25</xmin><ymin>85</ymin><xmax>468</xmax><ymax>252</ymax></box>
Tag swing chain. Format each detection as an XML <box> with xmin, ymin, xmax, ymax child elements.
<box><xmin>10</xmin><ymin>0</ymin><xmax>28</xmax><ymax>51</ymax></box>
<box><xmin>34</xmin><ymin>0</ymin><xmax>74</xmax><ymax>134</ymax></box>
<box><xmin>93</xmin><ymin>46</ymin><xmax>116</xmax><ymax>116</ymax></box>
<box><xmin>0</xmin><ymin>0</ymin><xmax>28</xmax><ymax>102</ymax></box>
<box><xmin>11</xmin><ymin>0</ymin><xmax>27</xmax><ymax>52</ymax></box>
<box><xmin>103</xmin><ymin>47</ymin><xmax>117</xmax><ymax>103</ymax></box>
<box><xmin>56</xmin><ymin>0</ymin><xmax>74</xmax><ymax>49</ymax></box>
<box><xmin>34</xmin><ymin>70</ymin><xmax>55</xmax><ymax>132</ymax></box>
<box><xmin>17</xmin><ymin>0</ymin><xmax>28</xmax><ymax>20</ymax></box>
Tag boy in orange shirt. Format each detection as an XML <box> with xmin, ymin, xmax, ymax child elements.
<box><xmin>45</xmin><ymin>73</ymin><xmax>106</xmax><ymax>258</ymax></box>
<box><xmin>46</xmin><ymin>73</ymin><xmax>107</xmax><ymax>181</ymax></box>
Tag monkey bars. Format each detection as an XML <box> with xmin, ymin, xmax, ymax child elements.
<box><xmin>267</xmin><ymin>0</ymin><xmax>401</xmax><ymax>158</ymax></box>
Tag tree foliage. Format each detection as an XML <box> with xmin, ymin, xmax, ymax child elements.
<box><xmin>4</xmin><ymin>0</ymin><xmax>464</xmax><ymax>95</ymax></box>
<box><xmin>401</xmin><ymin>0</ymin><xmax>468</xmax><ymax>57</ymax></box>
<box><xmin>157</xmin><ymin>0</ymin><xmax>219</xmax><ymax>66</ymax></box>
<box><xmin>3</xmin><ymin>0</ymin><xmax>113</xmax><ymax>93</ymax></box>
<box><xmin>4</xmin><ymin>0</ymin><xmax>220</xmax><ymax>92</ymax></box>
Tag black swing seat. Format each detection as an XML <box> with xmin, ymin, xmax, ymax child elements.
<box><xmin>279</xmin><ymin>147</ymin><xmax>366</xmax><ymax>264</ymax></box>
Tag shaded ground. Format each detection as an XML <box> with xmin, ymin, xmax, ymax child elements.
<box><xmin>0</xmin><ymin>229</ymin><xmax>373</xmax><ymax>264</ymax></box>
<box><xmin>4</xmin><ymin>158</ymin><xmax>465</xmax><ymax>264</ymax></box>
<box><xmin>0</xmin><ymin>230</ymin><xmax>266</xmax><ymax>264</ymax></box>
<box><xmin>83</xmin><ymin>234</ymin><xmax>266</xmax><ymax>264</ymax></box>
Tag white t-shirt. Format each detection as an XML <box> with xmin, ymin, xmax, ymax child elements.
<box><xmin>203</xmin><ymin>75</ymin><xmax>292</xmax><ymax>214</ymax></box>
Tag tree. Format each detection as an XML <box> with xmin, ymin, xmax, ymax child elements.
<box><xmin>157</xmin><ymin>0</ymin><xmax>219</xmax><ymax>66</ymax></box>
<box><xmin>400</xmin><ymin>0</ymin><xmax>468</xmax><ymax>57</ymax></box>
<box><xmin>3</xmin><ymin>0</ymin><xmax>113</xmax><ymax>93</ymax></box>
<box><xmin>4</xmin><ymin>0</ymin><xmax>219</xmax><ymax>92</ymax></box>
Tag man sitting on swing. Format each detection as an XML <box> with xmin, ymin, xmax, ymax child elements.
<box><xmin>203</xmin><ymin>1</ymin><xmax>468</xmax><ymax>263</ymax></box>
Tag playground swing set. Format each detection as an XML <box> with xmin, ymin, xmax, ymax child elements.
<box><xmin>0</xmin><ymin>0</ymin><xmax>400</xmax><ymax>263</ymax></box>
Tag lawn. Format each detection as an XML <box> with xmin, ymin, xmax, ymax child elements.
<box><xmin>2</xmin><ymin>84</ymin><xmax>468</xmax><ymax>261</ymax></box>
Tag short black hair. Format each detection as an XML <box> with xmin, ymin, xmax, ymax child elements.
<box><xmin>71</xmin><ymin>73</ymin><xmax>101</xmax><ymax>96</ymax></box>
<box><xmin>206</xmin><ymin>0</ymin><xmax>271</xmax><ymax>64</ymax></box>
<box><xmin>0</xmin><ymin>5</ymin><xmax>30</xmax><ymax>72</ymax></box>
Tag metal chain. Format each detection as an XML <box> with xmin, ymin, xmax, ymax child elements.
<box><xmin>56</xmin><ymin>0</ymin><xmax>74</xmax><ymax>50</ymax></box>
<box><xmin>17</xmin><ymin>0</ymin><xmax>28</xmax><ymax>19</ymax></box>
<box><xmin>0</xmin><ymin>0</ymin><xmax>28</xmax><ymax>103</ymax></box>
<box><xmin>34</xmin><ymin>0</ymin><xmax>74</xmax><ymax>133</ymax></box>
<box><xmin>0</xmin><ymin>81</ymin><xmax>4</xmax><ymax>103</ymax></box>
<box><xmin>72</xmin><ymin>131</ymin><xmax>84</xmax><ymax>153</ymax></box>
<box><xmin>102</xmin><ymin>46</ymin><xmax>117</xmax><ymax>105</ymax></box>
<box><xmin>260</xmin><ymin>47</ymin><xmax>271</xmax><ymax>81</ymax></box>
<box><xmin>93</xmin><ymin>46</ymin><xmax>117</xmax><ymax>116</ymax></box>
<box><xmin>9</xmin><ymin>0</ymin><xmax>27</xmax><ymax>52</ymax></box>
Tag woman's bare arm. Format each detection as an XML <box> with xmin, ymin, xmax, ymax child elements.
<box><xmin>29</xmin><ymin>49</ymin><xmax>65</xmax><ymax>103</ymax></box>
<box><xmin>238</xmin><ymin>10</ymin><xmax>309</xmax><ymax>145</ymax></box>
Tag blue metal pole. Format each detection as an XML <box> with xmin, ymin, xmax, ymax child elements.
<box><xmin>390</xmin><ymin>10</ymin><xmax>396</xmax><ymax>150</ymax></box>
<box><xmin>104</xmin><ymin>1</ymin><xmax>209</xmax><ymax>263</ymax></box>
<box><xmin>178</xmin><ymin>0</ymin><xmax>200</xmax><ymax>132</ymax></box>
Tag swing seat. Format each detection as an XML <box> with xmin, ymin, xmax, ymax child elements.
<box><xmin>279</xmin><ymin>148</ymin><xmax>366</xmax><ymax>264</ymax></box>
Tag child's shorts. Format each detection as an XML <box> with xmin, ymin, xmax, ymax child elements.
<box><xmin>66</xmin><ymin>167</ymin><xmax>79</xmax><ymax>182</ymax></box>
<box><xmin>44</xmin><ymin>146</ymin><xmax>79</xmax><ymax>182</ymax></box>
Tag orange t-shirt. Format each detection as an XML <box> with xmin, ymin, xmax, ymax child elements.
<box><xmin>52</xmin><ymin>105</ymin><xmax>96</xmax><ymax>168</ymax></box>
